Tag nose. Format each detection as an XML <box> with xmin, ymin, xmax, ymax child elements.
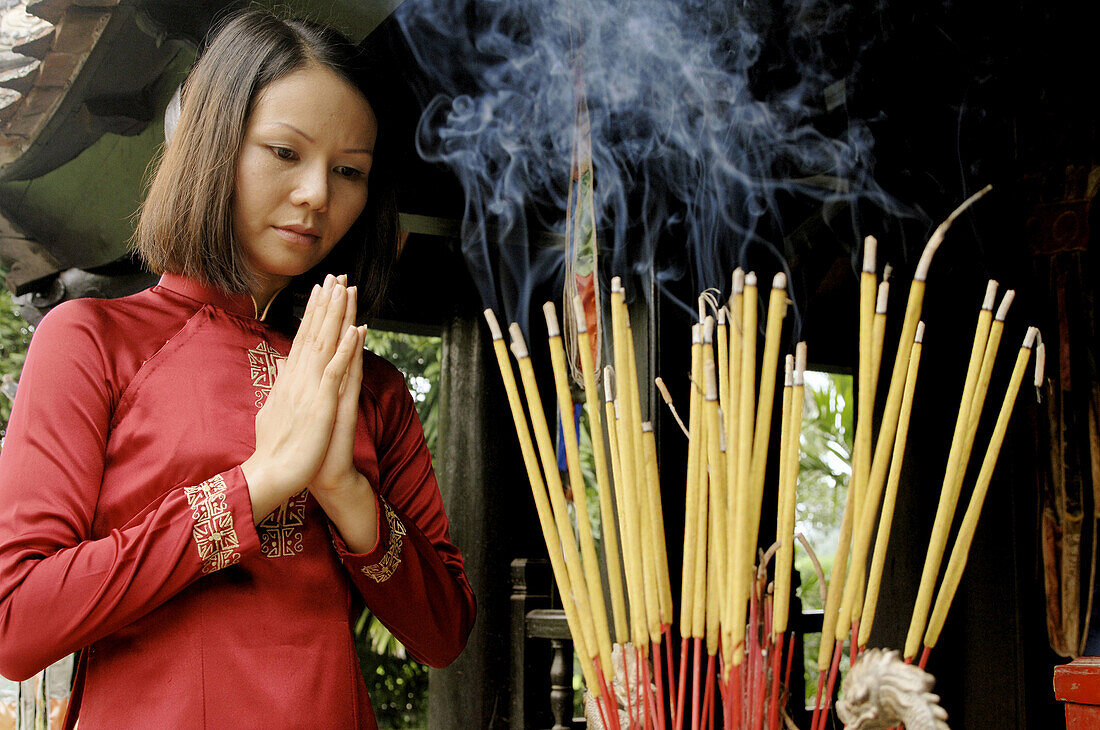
<box><xmin>289</xmin><ymin>164</ymin><xmax>329</xmax><ymax>212</ymax></box>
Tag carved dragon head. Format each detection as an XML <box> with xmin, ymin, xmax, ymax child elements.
<box><xmin>837</xmin><ymin>648</ymin><xmax>949</xmax><ymax>730</ymax></box>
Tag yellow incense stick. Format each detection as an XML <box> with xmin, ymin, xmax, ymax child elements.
<box><xmin>819</xmin><ymin>211</ymin><xmax>968</xmax><ymax>670</ymax></box>
<box><xmin>722</xmin><ymin>270</ymin><xmax>744</xmax><ymax>656</ymax></box>
<box><xmin>503</xmin><ymin>320</ymin><xmax>602</xmax><ymax>692</ymax></box>
<box><xmin>741</xmin><ymin>272</ymin><xmax>789</xmax><ymax>632</ymax></box>
<box><xmin>835</xmin><ymin>193</ymin><xmax>990</xmax><ymax>663</ymax></box>
<box><xmin>624</xmin><ymin>318</ymin><xmax>663</xmax><ymax>643</ymax></box>
<box><xmin>858</xmin><ymin>322</ymin><xmax>925</xmax><ymax>647</ymax></box>
<box><xmin>483</xmin><ymin>311</ymin><xmax>598</xmax><ymax>691</ymax></box>
<box><xmin>772</xmin><ymin>352</ymin><xmax>798</xmax><ymax>637</ymax></box>
<box><xmin>904</xmin><ymin>286</ymin><xmax>1009</xmax><ymax>659</ymax></box>
<box><xmin>729</xmin><ymin>273</ymin><xmax>758</xmax><ymax>663</ymax></box>
<box><xmin>704</xmin><ymin>356</ymin><xmax>727</xmax><ymax>655</ymax></box>
<box><xmin>870</xmin><ymin>279</ymin><xmax>890</xmax><ymax>393</ymax></box>
<box><xmin>852</xmin><ymin>237</ymin><xmax>878</xmax><ymax>547</ymax></box>
<box><xmin>572</xmin><ymin>295</ymin><xmax>630</xmax><ymax>645</ymax></box>
<box><xmin>924</xmin><ymin>327</ymin><xmax>1037</xmax><ymax>650</ymax></box>
<box><xmin>851</xmin><ymin>279</ymin><xmax>891</xmax><ymax>618</ymax></box>
<box><xmin>544</xmin><ymin>304</ymin><xmax>614</xmax><ymax>670</ymax></box>
<box><xmin>679</xmin><ymin>326</ymin><xmax>704</xmax><ymax>640</ymax></box>
<box><xmin>641</xmin><ymin>423</ymin><xmax>673</xmax><ymax>625</ymax></box>
<box><xmin>717</xmin><ymin>307</ymin><xmax>731</xmax><ymax>445</ymax></box>
<box><xmin>609</xmin><ymin>282</ymin><xmax>650</xmax><ymax>650</ymax></box>
<box><xmin>692</xmin><ymin>317</ymin><xmax>716</xmax><ymax>640</ymax></box>
<box><xmin>605</xmin><ymin>368</ymin><xmax>647</xmax><ymax>650</ymax></box>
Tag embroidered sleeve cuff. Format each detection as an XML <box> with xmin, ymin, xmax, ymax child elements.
<box><xmin>184</xmin><ymin>466</ymin><xmax>260</xmax><ymax>574</ymax></box>
<box><xmin>329</xmin><ymin>494</ymin><xmax>406</xmax><ymax>584</ymax></box>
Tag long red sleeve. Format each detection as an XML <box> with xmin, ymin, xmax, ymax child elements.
<box><xmin>0</xmin><ymin>300</ymin><xmax>261</xmax><ymax>681</ymax></box>
<box><xmin>331</xmin><ymin>354</ymin><xmax>475</xmax><ymax>667</ymax></box>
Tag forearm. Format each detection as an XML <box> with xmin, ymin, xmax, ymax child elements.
<box><xmin>0</xmin><ymin>467</ymin><xmax>260</xmax><ymax>680</ymax></box>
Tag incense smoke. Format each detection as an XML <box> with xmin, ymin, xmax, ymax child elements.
<box><xmin>394</xmin><ymin>0</ymin><xmax>904</xmax><ymax>331</ymax></box>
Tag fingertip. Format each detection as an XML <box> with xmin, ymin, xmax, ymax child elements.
<box><xmin>338</xmin><ymin>274</ymin><xmax>348</xmax><ymax>286</ymax></box>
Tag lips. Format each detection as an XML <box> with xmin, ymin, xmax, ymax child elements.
<box><xmin>273</xmin><ymin>225</ymin><xmax>321</xmax><ymax>246</ymax></box>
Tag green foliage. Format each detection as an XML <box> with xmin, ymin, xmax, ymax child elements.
<box><xmin>794</xmin><ymin>371</ymin><xmax>854</xmax><ymax>705</ymax></box>
<box><xmin>364</xmin><ymin>330</ymin><xmax>442</xmax><ymax>453</ymax></box>
<box><xmin>357</xmin><ymin>328</ymin><xmax>442</xmax><ymax>728</ymax></box>
<box><xmin>355</xmin><ymin>610</ymin><xmax>430</xmax><ymax>729</ymax></box>
<box><xmin>0</xmin><ymin>282</ymin><xmax>33</xmax><ymax>438</ymax></box>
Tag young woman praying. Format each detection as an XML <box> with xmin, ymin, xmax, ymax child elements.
<box><xmin>0</xmin><ymin>10</ymin><xmax>474</xmax><ymax>728</ymax></box>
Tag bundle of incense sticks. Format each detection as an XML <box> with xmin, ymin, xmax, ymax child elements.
<box><xmin>484</xmin><ymin>185</ymin><xmax>1037</xmax><ymax>729</ymax></box>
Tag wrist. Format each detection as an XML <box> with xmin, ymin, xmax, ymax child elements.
<box><xmin>312</xmin><ymin>473</ymin><xmax>379</xmax><ymax>554</ymax></box>
<box><xmin>240</xmin><ymin>455</ymin><xmax>293</xmax><ymax>523</ymax></box>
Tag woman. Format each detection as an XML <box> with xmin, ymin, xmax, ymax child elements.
<box><xmin>0</xmin><ymin>10</ymin><xmax>474</xmax><ymax>728</ymax></box>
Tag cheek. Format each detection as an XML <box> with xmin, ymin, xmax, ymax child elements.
<box><xmin>333</xmin><ymin>188</ymin><xmax>369</xmax><ymax>236</ymax></box>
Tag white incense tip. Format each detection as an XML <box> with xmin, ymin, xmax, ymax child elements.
<box><xmin>744</xmin><ymin>271</ymin><xmax>758</xmax><ymax>288</ymax></box>
<box><xmin>508</xmin><ymin>323</ymin><xmax>529</xmax><ymax>359</ymax></box>
<box><xmin>1023</xmin><ymin>326</ymin><xmax>1038</xmax><ymax>349</ymax></box>
<box><xmin>692</xmin><ymin>323</ymin><xmax>702</xmax><ymax>345</ymax></box>
<box><xmin>483</xmin><ymin>309</ymin><xmax>503</xmax><ymax>340</ymax></box>
<box><xmin>995</xmin><ymin>290</ymin><xmax>1016</xmax><ymax>321</ymax></box>
<box><xmin>795</xmin><ymin>341</ymin><xmax>808</xmax><ymax>374</ymax></box>
<box><xmin>571</xmin><ymin>295</ymin><xmax>588</xmax><ymax>333</ymax></box>
<box><xmin>916</xmin><ymin>185</ymin><xmax>993</xmax><ymax>281</ymax></box>
<box><xmin>642</xmin><ymin>421</ymin><xmax>654</xmax><ymax>433</ymax></box>
<box><xmin>863</xmin><ymin>235</ymin><xmax>877</xmax><ymax>273</ymax></box>
<box><xmin>703</xmin><ymin>315</ymin><xmax>715</xmax><ymax>344</ymax></box>
<box><xmin>732</xmin><ymin>268</ymin><xmax>745</xmax><ymax>294</ymax></box>
<box><xmin>655</xmin><ymin>376</ymin><xmax>673</xmax><ymax>404</ymax></box>
<box><xmin>717</xmin><ymin>307</ymin><xmax>727</xmax><ymax>326</ymax></box>
<box><xmin>542</xmin><ymin>302</ymin><xmax>561</xmax><ymax>337</ymax></box>
<box><xmin>772</xmin><ymin>272</ymin><xmax>787</xmax><ymax>290</ymax></box>
<box><xmin>883</xmin><ymin>263</ymin><xmax>893</xmax><ymax>281</ymax></box>
<box><xmin>915</xmin><ymin>321</ymin><xmax>926</xmax><ymax>343</ymax></box>
<box><xmin>611</xmin><ymin>276</ymin><xmax>622</xmax><ymax>293</ymax></box>
<box><xmin>1035</xmin><ymin>340</ymin><xmax>1046</xmax><ymax>387</ymax></box>
<box><xmin>704</xmin><ymin>357</ymin><xmax>718</xmax><ymax>401</ymax></box>
<box><xmin>982</xmin><ymin>280</ymin><xmax>999</xmax><ymax>310</ymax></box>
<box><xmin>697</xmin><ymin>295</ymin><xmax>707</xmax><ymax>325</ymax></box>
<box><xmin>875</xmin><ymin>281</ymin><xmax>889</xmax><ymax>314</ymax></box>
<box><xmin>784</xmin><ymin>355</ymin><xmax>794</xmax><ymax>387</ymax></box>
<box><xmin>603</xmin><ymin>366</ymin><xmax>615</xmax><ymax>402</ymax></box>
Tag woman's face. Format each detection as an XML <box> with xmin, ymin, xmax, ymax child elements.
<box><xmin>233</xmin><ymin>64</ymin><xmax>377</xmax><ymax>303</ymax></box>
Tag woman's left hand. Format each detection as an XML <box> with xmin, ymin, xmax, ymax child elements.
<box><xmin>312</xmin><ymin>282</ymin><xmax>365</xmax><ymax>493</ymax></box>
<box><xmin>309</xmin><ymin>284</ymin><xmax>379</xmax><ymax>552</ymax></box>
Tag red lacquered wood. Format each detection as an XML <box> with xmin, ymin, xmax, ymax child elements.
<box><xmin>1055</xmin><ymin>658</ymin><xmax>1100</xmax><ymax>729</ymax></box>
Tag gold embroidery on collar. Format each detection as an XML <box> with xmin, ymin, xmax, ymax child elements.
<box><xmin>258</xmin><ymin>489</ymin><xmax>308</xmax><ymax>558</ymax></box>
<box><xmin>247</xmin><ymin>341</ymin><xmax>286</xmax><ymax>408</ymax></box>
<box><xmin>361</xmin><ymin>502</ymin><xmax>406</xmax><ymax>583</ymax></box>
<box><xmin>184</xmin><ymin>475</ymin><xmax>241</xmax><ymax>574</ymax></box>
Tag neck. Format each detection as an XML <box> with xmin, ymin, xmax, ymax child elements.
<box><xmin>250</xmin><ymin>278</ymin><xmax>290</xmax><ymax>320</ymax></box>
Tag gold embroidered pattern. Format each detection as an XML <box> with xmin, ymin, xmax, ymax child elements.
<box><xmin>247</xmin><ymin>341</ymin><xmax>286</xmax><ymax>408</ymax></box>
<box><xmin>184</xmin><ymin>475</ymin><xmax>241</xmax><ymax>574</ymax></box>
<box><xmin>361</xmin><ymin>502</ymin><xmax>406</xmax><ymax>583</ymax></box>
<box><xmin>258</xmin><ymin>489</ymin><xmax>308</xmax><ymax>558</ymax></box>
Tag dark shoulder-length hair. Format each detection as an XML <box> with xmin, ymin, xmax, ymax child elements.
<box><xmin>133</xmin><ymin>9</ymin><xmax>398</xmax><ymax>320</ymax></box>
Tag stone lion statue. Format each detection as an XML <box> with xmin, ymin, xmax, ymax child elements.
<box><xmin>837</xmin><ymin>648</ymin><xmax>950</xmax><ymax>730</ymax></box>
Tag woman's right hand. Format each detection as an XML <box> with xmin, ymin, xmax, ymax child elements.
<box><xmin>241</xmin><ymin>274</ymin><xmax>360</xmax><ymax>522</ymax></box>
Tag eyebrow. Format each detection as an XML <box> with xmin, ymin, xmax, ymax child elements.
<box><xmin>262</xmin><ymin>121</ymin><xmax>374</xmax><ymax>155</ymax></box>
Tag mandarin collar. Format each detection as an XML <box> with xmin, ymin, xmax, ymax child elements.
<box><xmin>156</xmin><ymin>272</ymin><xmax>287</xmax><ymax>322</ymax></box>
